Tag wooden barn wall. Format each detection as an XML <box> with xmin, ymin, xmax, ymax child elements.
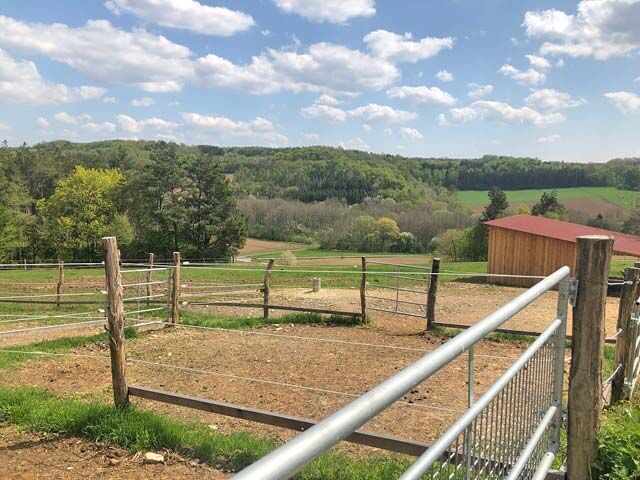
<box><xmin>487</xmin><ymin>226</ymin><xmax>577</xmax><ymax>287</ymax></box>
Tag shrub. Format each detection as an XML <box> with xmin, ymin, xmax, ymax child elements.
<box><xmin>279</xmin><ymin>250</ymin><xmax>298</xmax><ymax>265</ymax></box>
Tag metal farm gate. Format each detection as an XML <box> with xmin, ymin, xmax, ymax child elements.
<box><xmin>232</xmin><ymin>266</ymin><xmax>571</xmax><ymax>480</ymax></box>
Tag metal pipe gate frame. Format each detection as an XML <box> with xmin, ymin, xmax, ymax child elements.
<box><xmin>231</xmin><ymin>267</ymin><xmax>571</xmax><ymax>480</ymax></box>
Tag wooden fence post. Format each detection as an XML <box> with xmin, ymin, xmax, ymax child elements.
<box><xmin>635</xmin><ymin>261</ymin><xmax>640</xmax><ymax>269</ymax></box>
<box><xmin>426</xmin><ymin>258</ymin><xmax>440</xmax><ymax>330</ymax></box>
<box><xmin>170</xmin><ymin>252</ymin><xmax>181</xmax><ymax>324</ymax></box>
<box><xmin>103</xmin><ymin>236</ymin><xmax>128</xmax><ymax>408</ymax></box>
<box><xmin>611</xmin><ymin>267</ymin><xmax>640</xmax><ymax>403</ymax></box>
<box><xmin>263</xmin><ymin>259</ymin><xmax>275</xmax><ymax>320</ymax></box>
<box><xmin>360</xmin><ymin>257</ymin><xmax>367</xmax><ymax>320</ymax></box>
<box><xmin>567</xmin><ymin>235</ymin><xmax>613</xmax><ymax>480</ymax></box>
<box><xmin>56</xmin><ymin>259</ymin><xmax>64</xmax><ymax>307</ymax></box>
<box><xmin>146</xmin><ymin>252</ymin><xmax>154</xmax><ymax>306</ymax></box>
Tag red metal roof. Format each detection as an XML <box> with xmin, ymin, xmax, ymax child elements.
<box><xmin>484</xmin><ymin>214</ymin><xmax>640</xmax><ymax>257</ymax></box>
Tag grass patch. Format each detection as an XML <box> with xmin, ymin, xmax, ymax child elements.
<box><xmin>456</xmin><ymin>187</ymin><xmax>640</xmax><ymax>210</ymax></box>
<box><xmin>0</xmin><ymin>327</ymin><xmax>140</xmax><ymax>370</ymax></box>
<box><xmin>0</xmin><ymin>386</ymin><xmax>412</xmax><ymax>478</ymax></box>
<box><xmin>180</xmin><ymin>310</ymin><xmax>368</xmax><ymax>330</ymax></box>
<box><xmin>592</xmin><ymin>397</ymin><xmax>640</xmax><ymax>479</ymax></box>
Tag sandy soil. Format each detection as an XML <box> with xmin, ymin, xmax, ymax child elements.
<box><xmin>0</xmin><ymin>424</ymin><xmax>228</xmax><ymax>480</ymax></box>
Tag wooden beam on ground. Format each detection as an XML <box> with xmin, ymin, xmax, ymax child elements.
<box><xmin>567</xmin><ymin>235</ymin><xmax>613</xmax><ymax>480</ymax></box>
<box><xmin>128</xmin><ymin>385</ymin><xmax>429</xmax><ymax>456</ymax></box>
<box><xmin>188</xmin><ymin>302</ymin><xmax>363</xmax><ymax>318</ymax></box>
<box><xmin>432</xmin><ymin>321</ymin><xmax>618</xmax><ymax>345</ymax></box>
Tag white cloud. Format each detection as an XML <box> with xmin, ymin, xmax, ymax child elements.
<box><xmin>105</xmin><ymin>0</ymin><xmax>254</xmax><ymax>36</ymax></box>
<box><xmin>338</xmin><ymin>137</ymin><xmax>369</xmax><ymax>150</ymax></box>
<box><xmin>116</xmin><ymin>114</ymin><xmax>179</xmax><ymax>133</ymax></box>
<box><xmin>303</xmin><ymin>132</ymin><xmax>320</xmax><ymax>140</ymax></box>
<box><xmin>525</xmin><ymin>89</ymin><xmax>586</xmax><ymax>111</ymax></box>
<box><xmin>347</xmin><ymin>103</ymin><xmax>417</xmax><ymax>123</ymax></box>
<box><xmin>538</xmin><ymin>134</ymin><xmax>561</xmax><ymax>143</ymax></box>
<box><xmin>182</xmin><ymin>112</ymin><xmax>288</xmax><ymax>145</ymax></box>
<box><xmin>604</xmin><ymin>91</ymin><xmax>640</xmax><ymax>113</ymax></box>
<box><xmin>363</xmin><ymin>30</ymin><xmax>453</xmax><ymax>63</ymax></box>
<box><xmin>301</xmin><ymin>103</ymin><xmax>348</xmax><ymax>122</ymax></box>
<box><xmin>36</xmin><ymin>117</ymin><xmax>49</xmax><ymax>128</ymax></box>
<box><xmin>261</xmin><ymin>30</ymin><xmax>271</xmax><ymax>37</ymax></box>
<box><xmin>274</xmin><ymin>0</ymin><xmax>375</xmax><ymax>23</ymax></box>
<box><xmin>0</xmin><ymin>16</ymin><xmax>194</xmax><ymax>92</ymax></box>
<box><xmin>526</xmin><ymin>54</ymin><xmax>551</xmax><ymax>70</ymax></box>
<box><xmin>445</xmin><ymin>100</ymin><xmax>565</xmax><ymax>127</ymax></box>
<box><xmin>81</xmin><ymin>121</ymin><xmax>117</xmax><ymax>133</ymax></box>
<box><xmin>316</xmin><ymin>94</ymin><xmax>341</xmax><ymax>106</ymax></box>
<box><xmin>0</xmin><ymin>48</ymin><xmax>106</xmax><ymax>105</ymax></box>
<box><xmin>386</xmin><ymin>85</ymin><xmax>457</xmax><ymax>107</ymax></box>
<box><xmin>555</xmin><ymin>59</ymin><xmax>565</xmax><ymax>67</ymax></box>
<box><xmin>0</xmin><ymin>122</ymin><xmax>9</xmax><ymax>130</ymax></box>
<box><xmin>467</xmin><ymin>83</ymin><xmax>493</xmax><ymax>99</ymax></box>
<box><xmin>635</xmin><ymin>76</ymin><xmax>640</xmax><ymax>82</ymax></box>
<box><xmin>436</xmin><ymin>70</ymin><xmax>454</xmax><ymax>82</ymax></box>
<box><xmin>301</xmin><ymin>100</ymin><xmax>416</xmax><ymax>123</ymax></box>
<box><xmin>436</xmin><ymin>113</ymin><xmax>450</xmax><ymax>127</ymax></box>
<box><xmin>103</xmin><ymin>97</ymin><xmax>117</xmax><ymax>104</ymax></box>
<box><xmin>524</xmin><ymin>0</ymin><xmax>640</xmax><ymax>60</ymax></box>
<box><xmin>498</xmin><ymin>64</ymin><xmax>546</xmax><ymax>86</ymax></box>
<box><xmin>362</xmin><ymin>124</ymin><xmax>372</xmax><ymax>132</ymax></box>
<box><xmin>400</xmin><ymin>127</ymin><xmax>423</xmax><ymax>140</ymax></box>
<box><xmin>54</xmin><ymin>112</ymin><xmax>92</xmax><ymax>125</ymax></box>
<box><xmin>195</xmin><ymin>43</ymin><xmax>399</xmax><ymax>96</ymax></box>
<box><xmin>131</xmin><ymin>97</ymin><xmax>155</xmax><ymax>107</ymax></box>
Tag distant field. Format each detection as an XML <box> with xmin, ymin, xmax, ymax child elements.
<box><xmin>239</xmin><ymin>238</ymin><xmax>308</xmax><ymax>255</ymax></box>
<box><xmin>456</xmin><ymin>187</ymin><xmax>640</xmax><ymax>209</ymax></box>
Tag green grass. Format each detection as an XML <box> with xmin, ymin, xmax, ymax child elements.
<box><xmin>0</xmin><ymin>386</ymin><xmax>413</xmax><ymax>478</ymax></box>
<box><xmin>180</xmin><ymin>310</ymin><xmax>368</xmax><ymax>329</ymax></box>
<box><xmin>0</xmin><ymin>328</ymin><xmax>140</xmax><ymax>370</ymax></box>
<box><xmin>251</xmin><ymin>247</ymin><xmax>433</xmax><ymax>260</ymax></box>
<box><xmin>593</xmin><ymin>396</ymin><xmax>640</xmax><ymax>479</ymax></box>
<box><xmin>456</xmin><ymin>187</ymin><xmax>640</xmax><ymax>209</ymax></box>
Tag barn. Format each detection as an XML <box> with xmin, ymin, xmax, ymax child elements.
<box><xmin>484</xmin><ymin>214</ymin><xmax>640</xmax><ymax>287</ymax></box>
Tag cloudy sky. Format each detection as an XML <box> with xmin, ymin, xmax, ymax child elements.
<box><xmin>0</xmin><ymin>0</ymin><xmax>639</xmax><ymax>162</ymax></box>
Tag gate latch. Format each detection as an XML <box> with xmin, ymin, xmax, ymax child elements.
<box><xmin>568</xmin><ymin>279</ymin><xmax>579</xmax><ymax>307</ymax></box>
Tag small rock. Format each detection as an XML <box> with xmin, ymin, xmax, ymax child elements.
<box><xmin>108</xmin><ymin>458</ymin><xmax>120</xmax><ymax>466</ymax></box>
<box><xmin>208</xmin><ymin>424</ymin><xmax>218</xmax><ymax>431</ymax></box>
<box><xmin>144</xmin><ymin>452</ymin><xmax>165</xmax><ymax>464</ymax></box>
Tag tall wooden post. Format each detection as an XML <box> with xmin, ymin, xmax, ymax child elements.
<box><xmin>56</xmin><ymin>259</ymin><xmax>64</xmax><ymax>307</ymax></box>
<box><xmin>263</xmin><ymin>259</ymin><xmax>275</xmax><ymax>319</ymax></box>
<box><xmin>567</xmin><ymin>235</ymin><xmax>613</xmax><ymax>480</ymax></box>
<box><xmin>170</xmin><ymin>252</ymin><xmax>181</xmax><ymax>324</ymax></box>
<box><xmin>103</xmin><ymin>237</ymin><xmax>128</xmax><ymax>408</ymax></box>
<box><xmin>635</xmin><ymin>261</ymin><xmax>640</xmax><ymax>268</ymax></box>
<box><xmin>146</xmin><ymin>252</ymin><xmax>155</xmax><ymax>306</ymax></box>
<box><xmin>426</xmin><ymin>258</ymin><xmax>440</xmax><ymax>330</ymax></box>
<box><xmin>360</xmin><ymin>257</ymin><xmax>367</xmax><ymax>320</ymax></box>
<box><xmin>611</xmin><ymin>267</ymin><xmax>640</xmax><ymax>403</ymax></box>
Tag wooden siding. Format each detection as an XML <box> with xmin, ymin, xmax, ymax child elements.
<box><xmin>487</xmin><ymin>226</ymin><xmax>577</xmax><ymax>287</ymax></box>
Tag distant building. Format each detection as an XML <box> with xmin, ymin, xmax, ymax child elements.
<box><xmin>484</xmin><ymin>214</ymin><xmax>640</xmax><ymax>287</ymax></box>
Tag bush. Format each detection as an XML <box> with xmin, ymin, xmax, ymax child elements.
<box><xmin>279</xmin><ymin>250</ymin><xmax>297</xmax><ymax>265</ymax></box>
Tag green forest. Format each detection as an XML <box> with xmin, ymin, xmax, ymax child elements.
<box><xmin>0</xmin><ymin>139</ymin><xmax>638</xmax><ymax>262</ymax></box>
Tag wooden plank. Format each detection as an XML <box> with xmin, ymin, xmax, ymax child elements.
<box><xmin>103</xmin><ymin>236</ymin><xmax>129</xmax><ymax>408</ymax></box>
<box><xmin>188</xmin><ymin>301</ymin><xmax>363</xmax><ymax>318</ymax></box>
<box><xmin>567</xmin><ymin>235</ymin><xmax>613</xmax><ymax>480</ymax></box>
<box><xmin>426</xmin><ymin>258</ymin><xmax>440</xmax><ymax>330</ymax></box>
<box><xmin>128</xmin><ymin>385</ymin><xmax>429</xmax><ymax>456</ymax></box>
<box><xmin>611</xmin><ymin>267</ymin><xmax>640</xmax><ymax>403</ymax></box>
<box><xmin>433</xmin><ymin>321</ymin><xmax>617</xmax><ymax>344</ymax></box>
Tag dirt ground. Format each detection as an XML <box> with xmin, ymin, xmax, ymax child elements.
<box><xmin>0</xmin><ymin>424</ymin><xmax>228</xmax><ymax>479</ymax></box>
<box><xmin>238</xmin><ymin>238</ymin><xmax>306</xmax><ymax>255</ymax></box>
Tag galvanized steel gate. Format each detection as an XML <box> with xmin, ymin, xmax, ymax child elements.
<box><xmin>231</xmin><ymin>267</ymin><xmax>571</xmax><ymax>480</ymax></box>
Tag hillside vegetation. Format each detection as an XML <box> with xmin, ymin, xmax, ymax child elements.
<box><xmin>0</xmin><ymin>140</ymin><xmax>638</xmax><ymax>261</ymax></box>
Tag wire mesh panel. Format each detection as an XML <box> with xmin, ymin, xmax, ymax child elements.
<box><xmin>121</xmin><ymin>266</ymin><xmax>173</xmax><ymax>324</ymax></box>
<box><xmin>403</xmin><ymin>327</ymin><xmax>559</xmax><ymax>480</ymax></box>
<box><xmin>626</xmin><ymin>304</ymin><xmax>640</xmax><ymax>397</ymax></box>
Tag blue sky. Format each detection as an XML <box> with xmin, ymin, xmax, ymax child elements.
<box><xmin>0</xmin><ymin>0</ymin><xmax>638</xmax><ymax>162</ymax></box>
